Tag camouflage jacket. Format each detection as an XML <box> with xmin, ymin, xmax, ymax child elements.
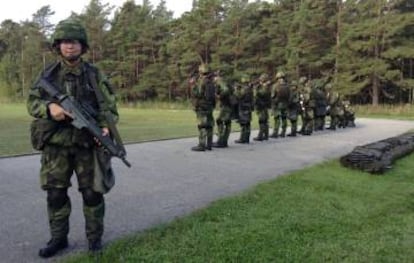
<box><xmin>27</xmin><ymin>59</ymin><xmax>119</xmax><ymax>148</ymax></box>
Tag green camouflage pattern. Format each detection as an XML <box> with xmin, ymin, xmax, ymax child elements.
<box><xmin>52</xmin><ymin>19</ymin><xmax>89</xmax><ymax>48</ymax></box>
<box><xmin>27</xmin><ymin>58</ymin><xmax>118</xmax><ymax>245</ymax></box>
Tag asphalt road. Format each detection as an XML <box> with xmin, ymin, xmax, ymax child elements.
<box><xmin>1</xmin><ymin>118</ymin><xmax>413</xmax><ymax>262</ymax></box>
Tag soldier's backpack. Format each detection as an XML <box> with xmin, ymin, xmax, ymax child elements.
<box><xmin>204</xmin><ymin>81</ymin><xmax>216</xmax><ymax>106</ymax></box>
<box><xmin>277</xmin><ymin>82</ymin><xmax>290</xmax><ymax>103</ymax></box>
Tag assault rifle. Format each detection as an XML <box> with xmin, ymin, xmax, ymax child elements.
<box><xmin>38</xmin><ymin>78</ymin><xmax>131</xmax><ymax>167</ymax></box>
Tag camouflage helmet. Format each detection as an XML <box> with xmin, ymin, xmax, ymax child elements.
<box><xmin>198</xmin><ymin>64</ymin><xmax>211</xmax><ymax>74</ymax></box>
<box><xmin>325</xmin><ymin>83</ymin><xmax>333</xmax><ymax>90</ymax></box>
<box><xmin>259</xmin><ymin>73</ymin><xmax>269</xmax><ymax>81</ymax></box>
<box><xmin>299</xmin><ymin>76</ymin><xmax>307</xmax><ymax>84</ymax></box>
<box><xmin>275</xmin><ymin>71</ymin><xmax>285</xmax><ymax>79</ymax></box>
<box><xmin>52</xmin><ymin>19</ymin><xmax>89</xmax><ymax>50</ymax></box>
<box><xmin>240</xmin><ymin>74</ymin><xmax>250</xmax><ymax>83</ymax></box>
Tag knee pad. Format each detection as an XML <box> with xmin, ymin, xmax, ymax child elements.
<box><xmin>81</xmin><ymin>188</ymin><xmax>103</xmax><ymax>207</ymax></box>
<box><xmin>216</xmin><ymin>119</ymin><xmax>223</xmax><ymax>126</ymax></box>
<box><xmin>47</xmin><ymin>188</ymin><xmax>68</xmax><ymax>210</ymax></box>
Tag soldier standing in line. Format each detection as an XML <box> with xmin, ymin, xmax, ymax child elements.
<box><xmin>313</xmin><ymin>80</ymin><xmax>328</xmax><ymax>131</ymax></box>
<box><xmin>212</xmin><ymin>73</ymin><xmax>234</xmax><ymax>148</ymax></box>
<box><xmin>301</xmin><ymin>77</ymin><xmax>315</xmax><ymax>135</ymax></box>
<box><xmin>234</xmin><ymin>74</ymin><xmax>254</xmax><ymax>144</ymax></box>
<box><xmin>287</xmin><ymin>80</ymin><xmax>300</xmax><ymax>137</ymax></box>
<box><xmin>270</xmin><ymin>71</ymin><xmax>289</xmax><ymax>138</ymax></box>
<box><xmin>27</xmin><ymin>19</ymin><xmax>119</xmax><ymax>257</ymax></box>
<box><xmin>253</xmin><ymin>73</ymin><xmax>272</xmax><ymax>141</ymax></box>
<box><xmin>325</xmin><ymin>83</ymin><xmax>341</xmax><ymax>130</ymax></box>
<box><xmin>190</xmin><ymin>64</ymin><xmax>216</xmax><ymax>151</ymax></box>
<box><xmin>297</xmin><ymin>76</ymin><xmax>307</xmax><ymax>134</ymax></box>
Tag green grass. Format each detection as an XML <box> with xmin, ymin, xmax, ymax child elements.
<box><xmin>64</xmin><ymin>156</ymin><xmax>414</xmax><ymax>262</ymax></box>
<box><xmin>0</xmin><ymin>103</ymin><xmax>198</xmax><ymax>157</ymax></box>
<box><xmin>355</xmin><ymin>104</ymin><xmax>414</xmax><ymax>120</ymax></box>
<box><xmin>3</xmin><ymin>102</ymin><xmax>414</xmax><ymax>261</ymax></box>
<box><xmin>0</xmin><ymin>102</ymin><xmax>247</xmax><ymax>157</ymax></box>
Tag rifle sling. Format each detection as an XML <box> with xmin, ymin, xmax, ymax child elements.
<box><xmin>87</xmin><ymin>69</ymin><xmax>126</xmax><ymax>153</ymax></box>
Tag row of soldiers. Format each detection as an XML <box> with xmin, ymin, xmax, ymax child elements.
<box><xmin>190</xmin><ymin>64</ymin><xmax>355</xmax><ymax>151</ymax></box>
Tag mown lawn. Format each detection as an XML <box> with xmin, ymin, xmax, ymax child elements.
<box><xmin>64</xmin><ymin>155</ymin><xmax>414</xmax><ymax>262</ymax></box>
<box><xmin>0</xmin><ymin>103</ymin><xmax>198</xmax><ymax>156</ymax></box>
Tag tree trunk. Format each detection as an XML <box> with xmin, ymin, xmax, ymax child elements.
<box><xmin>372</xmin><ymin>75</ymin><xmax>379</xmax><ymax>105</ymax></box>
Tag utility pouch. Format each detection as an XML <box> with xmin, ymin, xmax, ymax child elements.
<box><xmin>30</xmin><ymin>119</ymin><xmax>59</xmax><ymax>150</ymax></box>
<box><xmin>92</xmin><ymin>146</ymin><xmax>115</xmax><ymax>194</ymax></box>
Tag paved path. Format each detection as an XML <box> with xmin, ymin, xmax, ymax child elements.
<box><xmin>1</xmin><ymin>118</ymin><xmax>413</xmax><ymax>262</ymax></box>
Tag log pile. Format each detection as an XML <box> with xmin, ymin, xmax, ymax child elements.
<box><xmin>340</xmin><ymin>132</ymin><xmax>414</xmax><ymax>174</ymax></box>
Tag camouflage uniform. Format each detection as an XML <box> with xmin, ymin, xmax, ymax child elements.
<box><xmin>191</xmin><ymin>64</ymin><xmax>216</xmax><ymax>151</ymax></box>
<box><xmin>212</xmin><ymin>75</ymin><xmax>233</xmax><ymax>148</ymax></box>
<box><xmin>26</xmin><ymin>19</ymin><xmax>118</xmax><ymax>257</ymax></box>
<box><xmin>343</xmin><ymin>100</ymin><xmax>356</xmax><ymax>127</ymax></box>
<box><xmin>287</xmin><ymin>80</ymin><xmax>300</xmax><ymax>136</ymax></box>
<box><xmin>270</xmin><ymin>71</ymin><xmax>289</xmax><ymax>138</ymax></box>
<box><xmin>253</xmin><ymin>73</ymin><xmax>271</xmax><ymax>141</ymax></box>
<box><xmin>325</xmin><ymin>83</ymin><xmax>341</xmax><ymax>130</ymax></box>
<box><xmin>313</xmin><ymin>81</ymin><xmax>328</xmax><ymax>131</ymax></box>
<box><xmin>234</xmin><ymin>75</ymin><xmax>254</xmax><ymax>144</ymax></box>
<box><xmin>301</xmin><ymin>78</ymin><xmax>315</xmax><ymax>135</ymax></box>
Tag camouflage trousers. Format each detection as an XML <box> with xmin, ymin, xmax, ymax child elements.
<box><xmin>195</xmin><ymin>109</ymin><xmax>214</xmax><ymax>148</ymax></box>
<box><xmin>216</xmin><ymin>106</ymin><xmax>232</xmax><ymax>145</ymax></box>
<box><xmin>40</xmin><ymin>144</ymin><xmax>104</xmax><ymax>242</ymax></box>
<box><xmin>271</xmin><ymin>108</ymin><xmax>287</xmax><ymax>137</ymax></box>
<box><xmin>255</xmin><ymin>108</ymin><xmax>269</xmax><ymax>139</ymax></box>
<box><xmin>302</xmin><ymin>107</ymin><xmax>314</xmax><ymax>135</ymax></box>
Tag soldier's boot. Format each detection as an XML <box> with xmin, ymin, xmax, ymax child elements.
<box><xmin>221</xmin><ymin>123</ymin><xmax>231</xmax><ymax>147</ymax></box>
<box><xmin>270</xmin><ymin>131</ymin><xmax>279</xmax><ymax>138</ymax></box>
<box><xmin>254</xmin><ymin>123</ymin><xmax>267</xmax><ymax>141</ymax></box>
<box><xmin>253</xmin><ymin>130</ymin><xmax>263</xmax><ymax>141</ymax></box>
<box><xmin>84</xmin><ymin>198</ymin><xmax>104</xmax><ymax>253</ymax></box>
<box><xmin>89</xmin><ymin>239</ymin><xmax>102</xmax><ymax>252</ymax></box>
<box><xmin>40</xmin><ymin>195</ymin><xmax>71</xmax><ymax>258</ymax></box>
<box><xmin>263</xmin><ymin>124</ymin><xmax>269</xmax><ymax>140</ymax></box>
<box><xmin>288</xmin><ymin>122</ymin><xmax>297</xmax><ymax>137</ymax></box>
<box><xmin>243</xmin><ymin>130</ymin><xmax>251</xmax><ymax>144</ymax></box>
<box><xmin>39</xmin><ymin>237</ymin><xmax>68</xmax><ymax>258</ymax></box>
<box><xmin>206</xmin><ymin>134</ymin><xmax>213</xmax><ymax>151</ymax></box>
<box><xmin>280</xmin><ymin>128</ymin><xmax>286</xmax><ymax>138</ymax></box>
<box><xmin>192</xmin><ymin>128</ymin><xmax>207</xmax><ymax>151</ymax></box>
<box><xmin>191</xmin><ymin>145</ymin><xmax>206</xmax><ymax>151</ymax></box>
<box><xmin>235</xmin><ymin>132</ymin><xmax>244</xmax><ymax>143</ymax></box>
<box><xmin>280</xmin><ymin>121</ymin><xmax>287</xmax><ymax>137</ymax></box>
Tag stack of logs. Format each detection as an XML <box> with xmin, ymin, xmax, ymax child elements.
<box><xmin>340</xmin><ymin>132</ymin><xmax>414</xmax><ymax>174</ymax></box>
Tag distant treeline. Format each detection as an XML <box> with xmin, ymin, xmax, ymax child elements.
<box><xmin>1</xmin><ymin>0</ymin><xmax>414</xmax><ymax>105</ymax></box>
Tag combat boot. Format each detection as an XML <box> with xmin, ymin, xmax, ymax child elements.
<box><xmin>89</xmin><ymin>238</ymin><xmax>102</xmax><ymax>253</ymax></box>
<box><xmin>38</xmin><ymin>237</ymin><xmax>68</xmax><ymax>258</ymax></box>
<box><xmin>206</xmin><ymin>136</ymin><xmax>213</xmax><ymax>151</ymax></box>
<box><xmin>191</xmin><ymin>145</ymin><xmax>205</xmax><ymax>151</ymax></box>
<box><xmin>270</xmin><ymin>132</ymin><xmax>278</xmax><ymax>138</ymax></box>
<box><xmin>263</xmin><ymin>126</ymin><xmax>269</xmax><ymax>140</ymax></box>
<box><xmin>253</xmin><ymin>132</ymin><xmax>263</xmax><ymax>141</ymax></box>
<box><xmin>212</xmin><ymin>140</ymin><xmax>227</xmax><ymax>148</ymax></box>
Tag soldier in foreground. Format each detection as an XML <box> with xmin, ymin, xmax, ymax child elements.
<box><xmin>253</xmin><ymin>73</ymin><xmax>272</xmax><ymax>141</ymax></box>
<box><xmin>27</xmin><ymin>19</ymin><xmax>119</xmax><ymax>257</ymax></box>
<box><xmin>234</xmin><ymin>75</ymin><xmax>254</xmax><ymax>144</ymax></box>
<box><xmin>190</xmin><ymin>64</ymin><xmax>216</xmax><ymax>151</ymax></box>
